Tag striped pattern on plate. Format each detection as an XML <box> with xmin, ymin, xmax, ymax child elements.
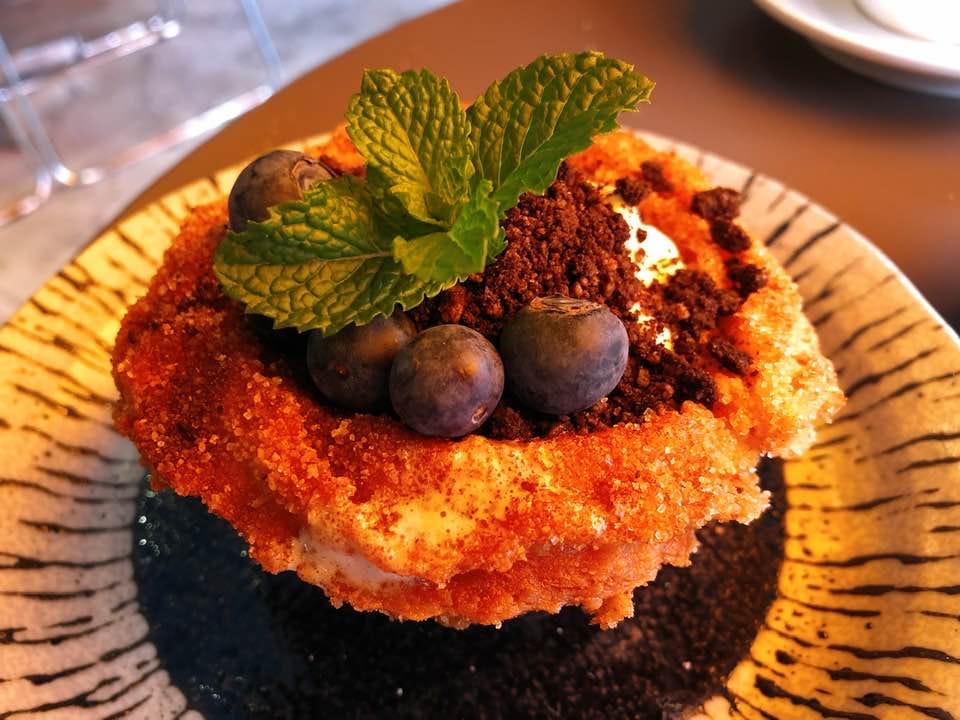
<box><xmin>1</xmin><ymin>131</ymin><xmax>958</xmax><ymax>719</ymax></box>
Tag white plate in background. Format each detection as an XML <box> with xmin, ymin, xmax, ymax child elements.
<box><xmin>755</xmin><ymin>0</ymin><xmax>960</xmax><ymax>96</ymax></box>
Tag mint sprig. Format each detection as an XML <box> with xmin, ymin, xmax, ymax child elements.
<box><xmin>214</xmin><ymin>175</ymin><xmax>448</xmax><ymax>334</ymax></box>
<box><xmin>215</xmin><ymin>52</ymin><xmax>652</xmax><ymax>336</ymax></box>
<box><xmin>346</xmin><ymin>69</ymin><xmax>474</xmax><ymax>228</ymax></box>
<box><xmin>393</xmin><ymin>179</ymin><xmax>502</xmax><ymax>283</ymax></box>
<box><xmin>468</xmin><ymin>53</ymin><xmax>654</xmax><ymax>213</ymax></box>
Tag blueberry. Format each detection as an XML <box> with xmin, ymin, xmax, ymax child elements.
<box><xmin>307</xmin><ymin>312</ymin><xmax>416</xmax><ymax>411</ymax></box>
<box><xmin>499</xmin><ymin>296</ymin><xmax>628</xmax><ymax>415</ymax></box>
<box><xmin>389</xmin><ymin>325</ymin><xmax>504</xmax><ymax>437</ymax></box>
<box><xmin>228</xmin><ymin>150</ymin><xmax>336</xmax><ymax>232</ymax></box>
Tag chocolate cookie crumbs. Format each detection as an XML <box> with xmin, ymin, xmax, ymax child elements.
<box><xmin>412</xmin><ymin>163</ymin><xmax>644</xmax><ymax>340</ymax></box>
<box><xmin>410</xmin><ymin>164</ymin><xmax>752</xmax><ymax>440</ymax></box>
<box><xmin>707</xmin><ymin>337</ymin><xmax>753</xmax><ymax>375</ymax></box>
<box><xmin>641</xmin><ymin>160</ymin><xmax>673</xmax><ymax>193</ymax></box>
<box><xmin>614</xmin><ymin>175</ymin><xmax>648</xmax><ymax>205</ymax></box>
<box><xmin>691</xmin><ymin>187</ymin><xmax>741</xmax><ymax>222</ymax></box>
<box><xmin>661</xmin><ymin>352</ymin><xmax>718</xmax><ymax>406</ymax></box>
<box><xmin>726</xmin><ymin>258</ymin><xmax>768</xmax><ymax>298</ymax></box>
<box><xmin>709</xmin><ymin>220</ymin><xmax>751</xmax><ymax>253</ymax></box>
<box><xmin>661</xmin><ymin>269</ymin><xmax>740</xmax><ymax>335</ymax></box>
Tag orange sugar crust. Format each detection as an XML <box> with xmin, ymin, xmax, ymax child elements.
<box><xmin>112</xmin><ymin>131</ymin><xmax>841</xmax><ymax>627</ymax></box>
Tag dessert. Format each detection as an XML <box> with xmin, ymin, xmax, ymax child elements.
<box><xmin>112</xmin><ymin>53</ymin><xmax>843</xmax><ymax>628</ymax></box>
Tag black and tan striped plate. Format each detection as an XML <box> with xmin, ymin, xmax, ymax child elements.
<box><xmin>1</xmin><ymin>132</ymin><xmax>958</xmax><ymax>719</ymax></box>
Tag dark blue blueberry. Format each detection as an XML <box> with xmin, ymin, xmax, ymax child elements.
<box><xmin>228</xmin><ymin>150</ymin><xmax>336</xmax><ymax>232</ymax></box>
<box><xmin>307</xmin><ymin>312</ymin><xmax>416</xmax><ymax>411</ymax></box>
<box><xmin>389</xmin><ymin>325</ymin><xmax>504</xmax><ymax>438</ymax></box>
<box><xmin>499</xmin><ymin>296</ymin><xmax>628</xmax><ymax>415</ymax></box>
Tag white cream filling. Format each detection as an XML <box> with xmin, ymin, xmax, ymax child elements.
<box><xmin>605</xmin><ymin>189</ymin><xmax>684</xmax><ymax>347</ymax></box>
<box><xmin>295</xmin><ymin>529</ymin><xmax>420</xmax><ymax>589</ymax></box>
<box><xmin>607</xmin><ymin>194</ymin><xmax>684</xmax><ymax>287</ymax></box>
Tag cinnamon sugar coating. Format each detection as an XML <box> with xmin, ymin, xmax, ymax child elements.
<box><xmin>112</xmin><ymin>130</ymin><xmax>842</xmax><ymax>627</ymax></box>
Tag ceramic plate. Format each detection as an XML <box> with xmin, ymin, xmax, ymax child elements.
<box><xmin>1</xmin><ymin>131</ymin><xmax>958</xmax><ymax>719</ymax></box>
<box><xmin>754</xmin><ymin>0</ymin><xmax>960</xmax><ymax>97</ymax></box>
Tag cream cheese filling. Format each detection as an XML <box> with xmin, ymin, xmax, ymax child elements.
<box><xmin>606</xmin><ymin>192</ymin><xmax>684</xmax><ymax>287</ymax></box>
<box><xmin>295</xmin><ymin>528</ymin><xmax>421</xmax><ymax>589</ymax></box>
<box><xmin>605</xmin><ymin>189</ymin><xmax>684</xmax><ymax>348</ymax></box>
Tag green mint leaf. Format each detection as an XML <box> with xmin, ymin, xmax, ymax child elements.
<box><xmin>346</xmin><ymin>68</ymin><xmax>474</xmax><ymax>227</ymax></box>
<box><xmin>214</xmin><ymin>175</ymin><xmax>449</xmax><ymax>335</ymax></box>
<box><xmin>468</xmin><ymin>52</ymin><xmax>654</xmax><ymax>213</ymax></box>
<box><xmin>392</xmin><ymin>180</ymin><xmax>502</xmax><ymax>282</ymax></box>
<box><xmin>216</xmin><ymin>54</ymin><xmax>654</xmax><ymax>335</ymax></box>
<box><xmin>391</xmin><ymin>234</ymin><xmax>472</xmax><ymax>283</ymax></box>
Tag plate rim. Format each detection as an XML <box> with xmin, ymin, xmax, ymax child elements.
<box><xmin>1</xmin><ymin>127</ymin><xmax>959</xmax><ymax>718</ymax></box>
<box><xmin>754</xmin><ymin>0</ymin><xmax>960</xmax><ymax>78</ymax></box>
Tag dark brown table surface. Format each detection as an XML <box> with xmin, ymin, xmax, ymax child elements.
<box><xmin>125</xmin><ymin>0</ymin><xmax>960</xmax><ymax>326</ymax></box>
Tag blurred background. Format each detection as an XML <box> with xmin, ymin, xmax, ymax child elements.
<box><xmin>0</xmin><ymin>0</ymin><xmax>450</xmax><ymax>321</ymax></box>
